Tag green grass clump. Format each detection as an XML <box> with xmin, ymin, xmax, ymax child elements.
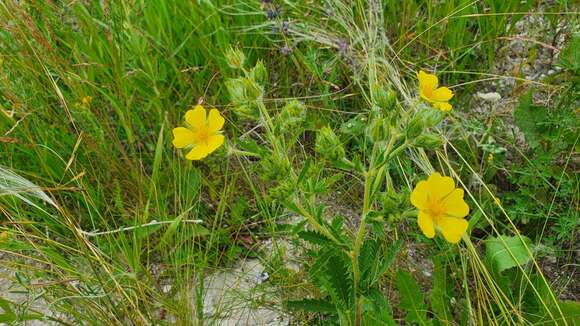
<box><xmin>0</xmin><ymin>0</ymin><xmax>578</xmax><ymax>325</ymax></box>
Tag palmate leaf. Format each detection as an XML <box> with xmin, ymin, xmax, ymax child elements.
<box><xmin>485</xmin><ymin>235</ymin><xmax>533</xmax><ymax>273</ymax></box>
<box><xmin>396</xmin><ymin>270</ymin><xmax>428</xmax><ymax>326</ymax></box>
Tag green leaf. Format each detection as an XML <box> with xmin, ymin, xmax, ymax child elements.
<box><xmin>535</xmin><ymin>300</ymin><xmax>580</xmax><ymax>326</ymax></box>
<box><xmin>396</xmin><ymin>270</ymin><xmax>428</xmax><ymax>325</ymax></box>
<box><xmin>362</xmin><ymin>288</ymin><xmax>397</xmax><ymax>326</ymax></box>
<box><xmin>559</xmin><ymin>33</ymin><xmax>580</xmax><ymax>72</ymax></box>
<box><xmin>0</xmin><ymin>297</ymin><xmax>16</xmax><ymax>323</ymax></box>
<box><xmin>513</xmin><ymin>91</ymin><xmax>546</xmax><ymax>148</ymax></box>
<box><xmin>286</xmin><ymin>299</ymin><xmax>336</xmax><ymax>313</ymax></box>
<box><xmin>485</xmin><ymin>235</ymin><xmax>533</xmax><ymax>273</ymax></box>
<box><xmin>430</xmin><ymin>257</ymin><xmax>453</xmax><ymax>325</ymax></box>
<box><xmin>359</xmin><ymin>240</ymin><xmax>401</xmax><ymax>290</ymax></box>
<box><xmin>297</xmin><ymin>230</ymin><xmax>335</xmax><ymax>247</ymax></box>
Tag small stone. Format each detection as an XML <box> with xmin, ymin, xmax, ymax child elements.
<box><xmin>476</xmin><ymin>92</ymin><xmax>502</xmax><ymax>102</ymax></box>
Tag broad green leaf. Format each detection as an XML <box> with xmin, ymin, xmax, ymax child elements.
<box><xmin>430</xmin><ymin>257</ymin><xmax>453</xmax><ymax>325</ymax></box>
<box><xmin>513</xmin><ymin>91</ymin><xmax>545</xmax><ymax>148</ymax></box>
<box><xmin>485</xmin><ymin>235</ymin><xmax>533</xmax><ymax>273</ymax></box>
<box><xmin>396</xmin><ymin>270</ymin><xmax>428</xmax><ymax>326</ymax></box>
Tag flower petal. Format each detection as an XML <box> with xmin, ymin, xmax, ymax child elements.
<box><xmin>410</xmin><ymin>180</ymin><xmax>429</xmax><ymax>210</ymax></box>
<box><xmin>443</xmin><ymin>188</ymin><xmax>470</xmax><ymax>218</ymax></box>
<box><xmin>185</xmin><ymin>143</ymin><xmax>209</xmax><ymax>160</ymax></box>
<box><xmin>426</xmin><ymin>172</ymin><xmax>455</xmax><ymax>201</ymax></box>
<box><xmin>431</xmin><ymin>87</ymin><xmax>454</xmax><ymax>102</ymax></box>
<box><xmin>185</xmin><ymin>105</ymin><xmax>206</xmax><ymax>129</ymax></box>
<box><xmin>417</xmin><ymin>70</ymin><xmax>438</xmax><ymax>92</ymax></box>
<box><xmin>207</xmin><ymin>108</ymin><xmax>225</xmax><ymax>132</ymax></box>
<box><xmin>437</xmin><ymin>217</ymin><xmax>468</xmax><ymax>244</ymax></box>
<box><xmin>206</xmin><ymin>134</ymin><xmax>224</xmax><ymax>154</ymax></box>
<box><xmin>418</xmin><ymin>211</ymin><xmax>435</xmax><ymax>238</ymax></box>
<box><xmin>172</xmin><ymin>127</ymin><xmax>195</xmax><ymax>148</ymax></box>
<box><xmin>433</xmin><ymin>102</ymin><xmax>452</xmax><ymax>111</ymax></box>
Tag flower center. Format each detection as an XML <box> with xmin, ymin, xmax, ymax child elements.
<box><xmin>426</xmin><ymin>199</ymin><xmax>445</xmax><ymax>222</ymax></box>
<box><xmin>194</xmin><ymin>125</ymin><xmax>211</xmax><ymax>145</ymax></box>
<box><xmin>422</xmin><ymin>86</ymin><xmax>434</xmax><ymax>98</ymax></box>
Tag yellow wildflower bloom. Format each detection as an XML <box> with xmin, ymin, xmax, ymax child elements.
<box><xmin>172</xmin><ymin>104</ymin><xmax>225</xmax><ymax>160</ymax></box>
<box><xmin>410</xmin><ymin>172</ymin><xmax>469</xmax><ymax>244</ymax></box>
<box><xmin>417</xmin><ymin>70</ymin><xmax>454</xmax><ymax>112</ymax></box>
<box><xmin>0</xmin><ymin>231</ymin><xmax>8</xmax><ymax>240</ymax></box>
<box><xmin>81</xmin><ymin>96</ymin><xmax>92</xmax><ymax>106</ymax></box>
<box><xmin>494</xmin><ymin>197</ymin><xmax>501</xmax><ymax>205</ymax></box>
<box><xmin>487</xmin><ymin>153</ymin><xmax>494</xmax><ymax>161</ymax></box>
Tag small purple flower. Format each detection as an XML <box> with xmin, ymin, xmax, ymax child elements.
<box><xmin>266</xmin><ymin>5</ymin><xmax>281</xmax><ymax>20</ymax></box>
<box><xmin>338</xmin><ymin>39</ymin><xmax>349</xmax><ymax>56</ymax></box>
<box><xmin>282</xmin><ymin>21</ymin><xmax>290</xmax><ymax>35</ymax></box>
<box><xmin>280</xmin><ymin>44</ymin><xmax>292</xmax><ymax>55</ymax></box>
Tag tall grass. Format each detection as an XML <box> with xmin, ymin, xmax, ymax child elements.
<box><xmin>0</xmin><ymin>0</ymin><xmax>577</xmax><ymax>325</ymax></box>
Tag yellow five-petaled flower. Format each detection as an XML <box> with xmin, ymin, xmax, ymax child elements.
<box><xmin>417</xmin><ymin>70</ymin><xmax>454</xmax><ymax>112</ymax></box>
<box><xmin>172</xmin><ymin>104</ymin><xmax>225</xmax><ymax>160</ymax></box>
<box><xmin>411</xmin><ymin>172</ymin><xmax>469</xmax><ymax>243</ymax></box>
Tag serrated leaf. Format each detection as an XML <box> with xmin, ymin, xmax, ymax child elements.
<box><xmin>485</xmin><ymin>235</ymin><xmax>533</xmax><ymax>273</ymax></box>
<box><xmin>286</xmin><ymin>299</ymin><xmax>336</xmax><ymax>313</ymax></box>
<box><xmin>298</xmin><ymin>230</ymin><xmax>335</xmax><ymax>246</ymax></box>
<box><xmin>559</xmin><ymin>33</ymin><xmax>580</xmax><ymax>72</ymax></box>
<box><xmin>363</xmin><ymin>288</ymin><xmax>397</xmax><ymax>326</ymax></box>
<box><xmin>430</xmin><ymin>257</ymin><xmax>453</xmax><ymax>325</ymax></box>
<box><xmin>396</xmin><ymin>270</ymin><xmax>428</xmax><ymax>325</ymax></box>
<box><xmin>359</xmin><ymin>240</ymin><xmax>401</xmax><ymax>290</ymax></box>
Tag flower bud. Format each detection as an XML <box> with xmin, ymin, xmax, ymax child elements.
<box><xmin>414</xmin><ymin>134</ymin><xmax>443</xmax><ymax>149</ymax></box>
<box><xmin>225</xmin><ymin>47</ymin><xmax>245</xmax><ymax>69</ymax></box>
<box><xmin>405</xmin><ymin>114</ymin><xmax>424</xmax><ymax>139</ymax></box>
<box><xmin>226</xmin><ymin>78</ymin><xmax>245</xmax><ymax>103</ymax></box>
<box><xmin>422</xmin><ymin>109</ymin><xmax>445</xmax><ymax>128</ymax></box>
<box><xmin>315</xmin><ymin>126</ymin><xmax>345</xmax><ymax>163</ymax></box>
<box><xmin>243</xmin><ymin>78</ymin><xmax>263</xmax><ymax>101</ymax></box>
<box><xmin>249</xmin><ymin>60</ymin><xmax>268</xmax><ymax>85</ymax></box>
<box><xmin>372</xmin><ymin>85</ymin><xmax>397</xmax><ymax>110</ymax></box>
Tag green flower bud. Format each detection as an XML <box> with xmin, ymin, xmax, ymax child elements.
<box><xmin>225</xmin><ymin>47</ymin><xmax>245</xmax><ymax>69</ymax></box>
<box><xmin>366</xmin><ymin>107</ymin><xmax>385</xmax><ymax>142</ymax></box>
<box><xmin>422</xmin><ymin>109</ymin><xmax>445</xmax><ymax>128</ymax></box>
<box><xmin>414</xmin><ymin>134</ymin><xmax>443</xmax><ymax>149</ymax></box>
<box><xmin>249</xmin><ymin>60</ymin><xmax>268</xmax><ymax>85</ymax></box>
<box><xmin>243</xmin><ymin>78</ymin><xmax>263</xmax><ymax>101</ymax></box>
<box><xmin>315</xmin><ymin>126</ymin><xmax>345</xmax><ymax>163</ymax></box>
<box><xmin>280</xmin><ymin>100</ymin><xmax>306</xmax><ymax>132</ymax></box>
<box><xmin>226</xmin><ymin>78</ymin><xmax>246</xmax><ymax>104</ymax></box>
<box><xmin>372</xmin><ymin>84</ymin><xmax>397</xmax><ymax>110</ymax></box>
<box><xmin>405</xmin><ymin>114</ymin><xmax>424</xmax><ymax>139</ymax></box>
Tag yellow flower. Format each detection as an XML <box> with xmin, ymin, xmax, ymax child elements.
<box><xmin>494</xmin><ymin>197</ymin><xmax>501</xmax><ymax>205</ymax></box>
<box><xmin>172</xmin><ymin>104</ymin><xmax>225</xmax><ymax>160</ymax></box>
<box><xmin>81</xmin><ymin>96</ymin><xmax>92</xmax><ymax>106</ymax></box>
<box><xmin>487</xmin><ymin>153</ymin><xmax>494</xmax><ymax>161</ymax></box>
<box><xmin>410</xmin><ymin>172</ymin><xmax>469</xmax><ymax>243</ymax></box>
<box><xmin>0</xmin><ymin>231</ymin><xmax>8</xmax><ymax>240</ymax></box>
<box><xmin>417</xmin><ymin>70</ymin><xmax>454</xmax><ymax>112</ymax></box>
